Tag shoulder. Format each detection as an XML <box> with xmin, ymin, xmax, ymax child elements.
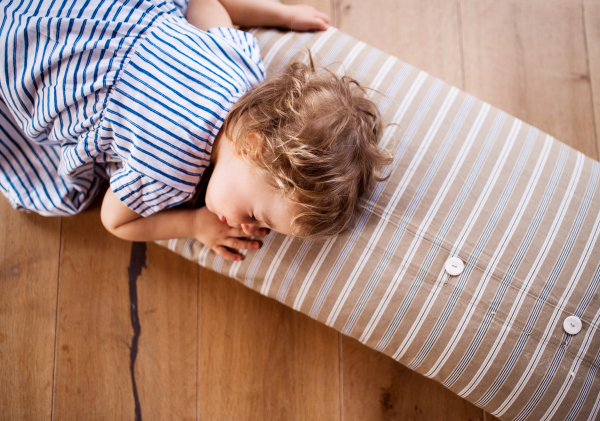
<box><xmin>205</xmin><ymin>27</ymin><xmax>264</xmax><ymax>69</ymax></box>
<box><xmin>199</xmin><ymin>26</ymin><xmax>267</xmax><ymax>86</ymax></box>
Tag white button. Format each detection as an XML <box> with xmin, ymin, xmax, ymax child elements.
<box><xmin>445</xmin><ymin>257</ymin><xmax>464</xmax><ymax>276</ymax></box>
<box><xmin>563</xmin><ymin>316</ymin><xmax>582</xmax><ymax>335</ymax></box>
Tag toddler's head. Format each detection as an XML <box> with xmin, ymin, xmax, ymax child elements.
<box><xmin>216</xmin><ymin>54</ymin><xmax>392</xmax><ymax>239</ymax></box>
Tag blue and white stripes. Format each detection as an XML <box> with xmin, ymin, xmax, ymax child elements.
<box><xmin>0</xmin><ymin>0</ymin><xmax>265</xmax><ymax>216</ymax></box>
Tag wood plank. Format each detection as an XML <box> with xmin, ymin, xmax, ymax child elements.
<box><xmin>460</xmin><ymin>0</ymin><xmax>596</xmax><ymax>158</ymax></box>
<box><xmin>198</xmin><ymin>268</ymin><xmax>340</xmax><ymax>420</ymax></box>
<box><xmin>334</xmin><ymin>0</ymin><xmax>464</xmax><ymax>88</ymax></box>
<box><xmin>53</xmin><ymin>198</ymin><xmax>198</xmax><ymax>420</ymax></box>
<box><xmin>584</xmin><ymin>0</ymin><xmax>600</xmax><ymax>161</ymax></box>
<box><xmin>52</xmin><ymin>203</ymin><xmax>134</xmax><ymax>419</ymax></box>
<box><xmin>341</xmin><ymin>336</ymin><xmax>484</xmax><ymax>421</ymax></box>
<box><xmin>135</xmin><ymin>242</ymin><xmax>198</xmax><ymax>421</ymax></box>
<box><xmin>0</xmin><ymin>198</ymin><xmax>60</xmax><ymax>421</ymax></box>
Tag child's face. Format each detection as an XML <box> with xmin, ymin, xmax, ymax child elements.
<box><xmin>205</xmin><ymin>134</ymin><xmax>297</xmax><ymax>236</ymax></box>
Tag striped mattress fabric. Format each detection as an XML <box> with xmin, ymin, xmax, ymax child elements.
<box><xmin>158</xmin><ymin>27</ymin><xmax>600</xmax><ymax>420</ymax></box>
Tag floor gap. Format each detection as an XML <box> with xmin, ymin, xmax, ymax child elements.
<box><xmin>128</xmin><ymin>242</ymin><xmax>147</xmax><ymax>421</ymax></box>
<box><xmin>50</xmin><ymin>217</ymin><xmax>63</xmax><ymax>421</ymax></box>
<box><xmin>339</xmin><ymin>333</ymin><xmax>344</xmax><ymax>421</ymax></box>
<box><xmin>582</xmin><ymin>2</ymin><xmax>600</xmax><ymax>161</ymax></box>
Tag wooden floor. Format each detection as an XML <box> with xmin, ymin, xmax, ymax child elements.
<box><xmin>1</xmin><ymin>0</ymin><xmax>599</xmax><ymax>420</ymax></box>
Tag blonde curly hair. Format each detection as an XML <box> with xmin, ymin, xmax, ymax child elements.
<box><xmin>223</xmin><ymin>53</ymin><xmax>393</xmax><ymax>239</ymax></box>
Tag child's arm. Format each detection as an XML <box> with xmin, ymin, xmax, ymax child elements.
<box><xmin>187</xmin><ymin>0</ymin><xmax>329</xmax><ymax>31</ymax></box>
<box><xmin>186</xmin><ymin>0</ymin><xmax>233</xmax><ymax>31</ymax></box>
<box><xmin>220</xmin><ymin>0</ymin><xmax>329</xmax><ymax>31</ymax></box>
<box><xmin>101</xmin><ymin>188</ymin><xmax>261</xmax><ymax>261</ymax></box>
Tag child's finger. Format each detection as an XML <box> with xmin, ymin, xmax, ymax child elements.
<box><xmin>213</xmin><ymin>246</ymin><xmax>242</xmax><ymax>261</ymax></box>
<box><xmin>224</xmin><ymin>237</ymin><xmax>260</xmax><ymax>250</ymax></box>
<box><xmin>296</xmin><ymin>18</ymin><xmax>324</xmax><ymax>32</ymax></box>
<box><xmin>317</xmin><ymin>11</ymin><xmax>330</xmax><ymax>25</ymax></box>
<box><xmin>316</xmin><ymin>17</ymin><xmax>329</xmax><ymax>31</ymax></box>
<box><xmin>304</xmin><ymin>16</ymin><xmax>328</xmax><ymax>31</ymax></box>
<box><xmin>228</xmin><ymin>227</ymin><xmax>247</xmax><ymax>238</ymax></box>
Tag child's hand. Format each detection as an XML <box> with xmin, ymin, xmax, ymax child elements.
<box><xmin>193</xmin><ymin>207</ymin><xmax>263</xmax><ymax>261</ymax></box>
<box><xmin>284</xmin><ymin>4</ymin><xmax>330</xmax><ymax>32</ymax></box>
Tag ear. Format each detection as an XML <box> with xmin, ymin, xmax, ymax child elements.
<box><xmin>228</xmin><ymin>138</ymin><xmax>237</xmax><ymax>155</ymax></box>
<box><xmin>247</xmin><ymin>132</ymin><xmax>261</xmax><ymax>143</ymax></box>
<box><xmin>229</xmin><ymin>132</ymin><xmax>262</xmax><ymax>158</ymax></box>
<box><xmin>237</xmin><ymin>132</ymin><xmax>262</xmax><ymax>157</ymax></box>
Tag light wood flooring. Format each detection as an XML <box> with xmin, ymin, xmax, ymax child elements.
<box><xmin>1</xmin><ymin>0</ymin><xmax>599</xmax><ymax>420</ymax></box>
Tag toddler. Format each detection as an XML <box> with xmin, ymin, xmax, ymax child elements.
<box><xmin>0</xmin><ymin>0</ymin><xmax>391</xmax><ymax>261</ymax></box>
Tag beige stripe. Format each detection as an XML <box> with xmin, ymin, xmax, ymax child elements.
<box><xmin>448</xmin><ymin>136</ymin><xmax>552</xmax><ymax>386</ymax></box>
<box><xmin>493</xmin><ymin>152</ymin><xmax>585</xmax><ymax>416</ymax></box>
<box><xmin>359</xmin><ymin>102</ymin><xmax>491</xmax><ymax>344</ymax></box>
<box><xmin>365</xmin><ymin>56</ymin><xmax>397</xmax><ymax>97</ymax></box>
<box><xmin>326</xmin><ymin>86</ymin><xmax>460</xmax><ymax>327</ymax></box>
<box><xmin>336</xmin><ymin>41</ymin><xmax>366</xmax><ymax>76</ymax></box>
<box><xmin>308</xmin><ymin>26</ymin><xmax>337</xmax><ymax>55</ymax></box>
<box><xmin>388</xmin><ymin>117</ymin><xmax>521</xmax><ymax>361</ymax></box>
<box><xmin>261</xmin><ymin>31</ymin><xmax>295</xmax><ymax>69</ymax></box>
<box><xmin>541</xmin><ymin>210</ymin><xmax>600</xmax><ymax>419</ymax></box>
<box><xmin>261</xmin><ymin>235</ymin><xmax>293</xmax><ymax>295</ymax></box>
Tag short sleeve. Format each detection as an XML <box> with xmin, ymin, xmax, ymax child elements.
<box><xmin>170</xmin><ymin>0</ymin><xmax>188</xmax><ymax>16</ymax></box>
<box><xmin>206</xmin><ymin>27</ymin><xmax>266</xmax><ymax>85</ymax></box>
<box><xmin>109</xmin><ymin>165</ymin><xmax>193</xmax><ymax>216</ymax></box>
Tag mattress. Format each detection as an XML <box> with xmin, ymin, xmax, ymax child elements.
<box><xmin>158</xmin><ymin>27</ymin><xmax>600</xmax><ymax>421</ymax></box>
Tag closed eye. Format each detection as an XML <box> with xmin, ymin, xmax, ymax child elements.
<box><xmin>251</xmin><ymin>213</ymin><xmax>270</xmax><ymax>228</ymax></box>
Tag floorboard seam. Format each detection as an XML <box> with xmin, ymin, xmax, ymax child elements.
<box><xmin>50</xmin><ymin>217</ymin><xmax>63</xmax><ymax>421</ymax></box>
<box><xmin>196</xmin><ymin>267</ymin><xmax>201</xmax><ymax>421</ymax></box>
<box><xmin>339</xmin><ymin>333</ymin><xmax>344</xmax><ymax>421</ymax></box>
<box><xmin>582</xmin><ymin>1</ymin><xmax>600</xmax><ymax>161</ymax></box>
<box><xmin>456</xmin><ymin>1</ymin><xmax>467</xmax><ymax>92</ymax></box>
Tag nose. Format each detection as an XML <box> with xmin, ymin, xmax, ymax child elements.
<box><xmin>241</xmin><ymin>224</ymin><xmax>267</xmax><ymax>236</ymax></box>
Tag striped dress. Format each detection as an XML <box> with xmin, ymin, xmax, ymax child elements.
<box><xmin>0</xmin><ymin>0</ymin><xmax>265</xmax><ymax>216</ymax></box>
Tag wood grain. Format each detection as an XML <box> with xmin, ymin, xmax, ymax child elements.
<box><xmin>334</xmin><ymin>0</ymin><xmax>464</xmax><ymax>88</ymax></box>
<box><xmin>197</xmin><ymin>268</ymin><xmax>340</xmax><ymax>421</ymax></box>
<box><xmin>52</xmin><ymin>198</ymin><xmax>199</xmax><ymax>420</ymax></box>
<box><xmin>0</xmin><ymin>198</ymin><xmax>60</xmax><ymax>421</ymax></box>
<box><xmin>135</xmin><ymin>243</ymin><xmax>199</xmax><ymax>421</ymax></box>
<box><xmin>460</xmin><ymin>0</ymin><xmax>596</xmax><ymax>158</ymax></box>
<box><xmin>585</xmin><ymin>0</ymin><xmax>600</xmax><ymax>161</ymax></box>
<box><xmin>341</xmin><ymin>336</ymin><xmax>484</xmax><ymax>421</ymax></box>
<box><xmin>52</xmin><ymin>203</ymin><xmax>134</xmax><ymax>420</ymax></box>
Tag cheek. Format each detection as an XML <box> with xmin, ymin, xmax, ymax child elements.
<box><xmin>205</xmin><ymin>181</ymin><xmax>235</xmax><ymax>218</ymax></box>
<box><xmin>205</xmin><ymin>179</ymin><xmax>225</xmax><ymax>214</ymax></box>
<box><xmin>204</xmin><ymin>182</ymin><xmax>215</xmax><ymax>212</ymax></box>
<box><xmin>204</xmin><ymin>167</ymin><xmax>251</xmax><ymax>222</ymax></box>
